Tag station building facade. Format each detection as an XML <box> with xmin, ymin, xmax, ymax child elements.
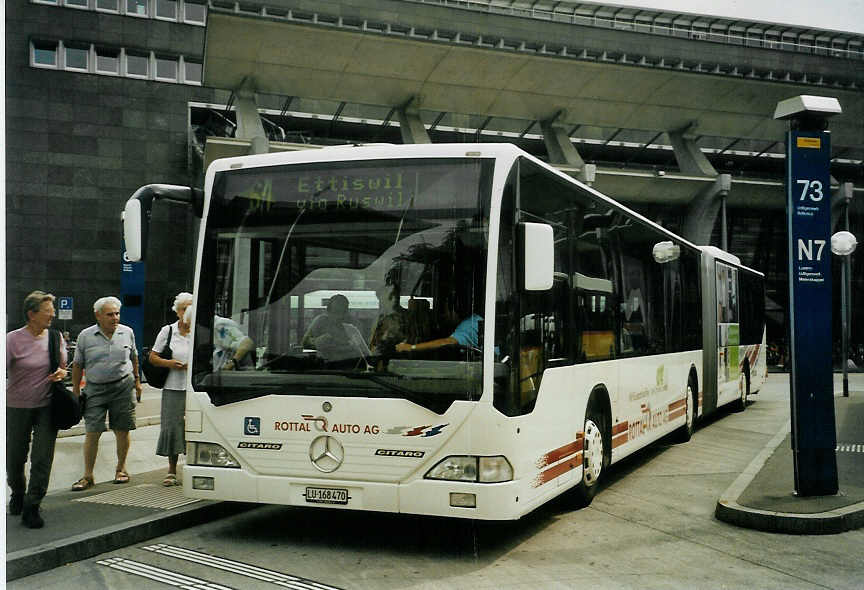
<box><xmin>6</xmin><ymin>0</ymin><xmax>864</xmax><ymax>369</ymax></box>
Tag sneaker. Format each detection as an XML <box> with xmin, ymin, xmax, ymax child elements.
<box><xmin>8</xmin><ymin>493</ymin><xmax>24</xmax><ymax>516</ymax></box>
<box><xmin>21</xmin><ymin>504</ymin><xmax>44</xmax><ymax>529</ymax></box>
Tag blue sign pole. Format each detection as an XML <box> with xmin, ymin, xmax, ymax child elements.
<box><xmin>121</xmin><ymin>244</ymin><xmax>147</xmax><ymax>362</ymax></box>
<box><xmin>786</xmin><ymin>128</ymin><xmax>838</xmax><ymax>496</ymax></box>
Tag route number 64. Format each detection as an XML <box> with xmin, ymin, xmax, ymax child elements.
<box><xmin>797</xmin><ymin>179</ymin><xmax>824</xmax><ymax>201</ymax></box>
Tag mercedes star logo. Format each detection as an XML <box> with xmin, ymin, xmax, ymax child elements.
<box><xmin>309</xmin><ymin>435</ymin><xmax>345</xmax><ymax>473</ymax></box>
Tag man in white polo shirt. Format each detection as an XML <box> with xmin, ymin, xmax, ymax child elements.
<box><xmin>70</xmin><ymin>296</ymin><xmax>142</xmax><ymax>490</ymax></box>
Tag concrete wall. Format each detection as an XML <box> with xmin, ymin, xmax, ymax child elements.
<box><xmin>5</xmin><ymin>0</ymin><xmax>218</xmax><ymax>345</ymax></box>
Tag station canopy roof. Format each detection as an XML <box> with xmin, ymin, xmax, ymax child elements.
<box><xmin>201</xmin><ymin>5</ymin><xmax>863</xmax><ymax>198</ymax></box>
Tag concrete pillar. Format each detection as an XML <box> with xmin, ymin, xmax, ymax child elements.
<box><xmin>668</xmin><ymin>125</ymin><xmax>729</xmax><ymax>246</ymax></box>
<box><xmin>396</xmin><ymin>107</ymin><xmax>431</xmax><ymax>144</ymax></box>
<box><xmin>231</xmin><ymin>237</ymin><xmax>252</xmax><ymax>324</ymax></box>
<box><xmin>668</xmin><ymin>126</ymin><xmax>717</xmax><ymax>177</ymax></box>
<box><xmin>681</xmin><ymin>174</ymin><xmax>732</xmax><ymax>246</ymax></box>
<box><xmin>540</xmin><ymin>119</ymin><xmax>585</xmax><ymax>168</ymax></box>
<box><xmin>234</xmin><ymin>88</ymin><xmax>269</xmax><ymax>155</ymax></box>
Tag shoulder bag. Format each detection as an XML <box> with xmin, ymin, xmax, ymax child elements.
<box><xmin>142</xmin><ymin>325</ymin><xmax>173</xmax><ymax>389</ymax></box>
<box><xmin>49</xmin><ymin>329</ymin><xmax>82</xmax><ymax>430</ymax></box>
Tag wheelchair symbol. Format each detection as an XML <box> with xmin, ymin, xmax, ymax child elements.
<box><xmin>244</xmin><ymin>417</ymin><xmax>261</xmax><ymax>436</ymax></box>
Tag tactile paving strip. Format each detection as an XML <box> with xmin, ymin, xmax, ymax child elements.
<box><xmin>837</xmin><ymin>443</ymin><xmax>864</xmax><ymax>453</ymax></box>
<box><xmin>73</xmin><ymin>483</ymin><xmax>201</xmax><ymax>510</ymax></box>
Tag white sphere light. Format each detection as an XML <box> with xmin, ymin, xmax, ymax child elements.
<box><xmin>831</xmin><ymin>231</ymin><xmax>857</xmax><ymax>256</ymax></box>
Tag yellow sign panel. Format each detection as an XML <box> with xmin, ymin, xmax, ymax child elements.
<box><xmin>796</xmin><ymin>137</ymin><xmax>822</xmax><ymax>149</ymax></box>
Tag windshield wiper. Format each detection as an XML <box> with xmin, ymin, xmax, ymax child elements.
<box><xmin>343</xmin><ymin>372</ymin><xmax>454</xmax><ymax>414</ymax></box>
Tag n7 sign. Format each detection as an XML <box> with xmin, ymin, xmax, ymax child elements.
<box><xmin>797</xmin><ymin>239</ymin><xmax>826</xmax><ymax>262</ymax></box>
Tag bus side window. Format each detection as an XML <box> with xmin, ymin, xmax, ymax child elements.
<box><xmin>573</xmin><ymin>211</ymin><xmax>616</xmax><ymax>362</ymax></box>
<box><xmin>614</xmin><ymin>221</ymin><xmax>668</xmax><ymax>356</ymax></box>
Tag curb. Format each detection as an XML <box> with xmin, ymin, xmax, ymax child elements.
<box><xmin>715</xmin><ymin>418</ymin><xmax>864</xmax><ymax>534</ymax></box>
<box><xmin>58</xmin><ymin>415</ymin><xmax>160</xmax><ymax>438</ymax></box>
<box><xmin>6</xmin><ymin>500</ymin><xmax>255</xmax><ymax>581</ymax></box>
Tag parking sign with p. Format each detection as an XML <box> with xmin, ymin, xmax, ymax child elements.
<box><xmin>58</xmin><ymin>297</ymin><xmax>73</xmax><ymax>320</ymax></box>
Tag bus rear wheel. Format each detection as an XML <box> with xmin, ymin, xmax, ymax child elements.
<box><xmin>571</xmin><ymin>407</ymin><xmax>607</xmax><ymax>508</ymax></box>
<box><xmin>734</xmin><ymin>364</ymin><xmax>750</xmax><ymax>412</ymax></box>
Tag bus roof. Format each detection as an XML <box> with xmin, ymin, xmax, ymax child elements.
<box><xmin>205</xmin><ymin>142</ymin><xmax>526</xmax><ymax>173</ymax></box>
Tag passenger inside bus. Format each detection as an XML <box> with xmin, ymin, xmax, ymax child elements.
<box><xmin>302</xmin><ymin>294</ymin><xmax>370</xmax><ymax>363</ymax></box>
<box><xmin>370</xmin><ymin>282</ymin><xmax>408</xmax><ymax>355</ymax></box>
<box><xmin>213</xmin><ymin>315</ymin><xmax>255</xmax><ymax>371</ymax></box>
<box><xmin>404</xmin><ymin>298</ymin><xmax>434</xmax><ymax>345</ymax></box>
<box><xmin>394</xmin><ymin>295</ymin><xmax>482</xmax><ymax>355</ymax></box>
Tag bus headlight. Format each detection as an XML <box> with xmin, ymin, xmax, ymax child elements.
<box><xmin>425</xmin><ymin>456</ymin><xmax>513</xmax><ymax>483</ymax></box>
<box><xmin>478</xmin><ymin>456</ymin><xmax>513</xmax><ymax>483</ymax></box>
<box><xmin>188</xmin><ymin>442</ymin><xmax>241</xmax><ymax>468</ymax></box>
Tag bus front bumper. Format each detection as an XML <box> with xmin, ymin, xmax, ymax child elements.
<box><xmin>183</xmin><ymin>466</ymin><xmax>531</xmax><ymax>520</ymax></box>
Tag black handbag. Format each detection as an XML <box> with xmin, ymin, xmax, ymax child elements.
<box><xmin>142</xmin><ymin>325</ymin><xmax>173</xmax><ymax>388</ymax></box>
<box><xmin>49</xmin><ymin>329</ymin><xmax>82</xmax><ymax>430</ymax></box>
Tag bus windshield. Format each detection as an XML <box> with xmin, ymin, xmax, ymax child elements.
<box><xmin>192</xmin><ymin>157</ymin><xmax>493</xmax><ymax>413</ymax></box>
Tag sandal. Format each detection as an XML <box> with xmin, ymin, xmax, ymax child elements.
<box><xmin>71</xmin><ymin>476</ymin><xmax>94</xmax><ymax>491</ymax></box>
<box><xmin>114</xmin><ymin>471</ymin><xmax>130</xmax><ymax>484</ymax></box>
<box><xmin>162</xmin><ymin>474</ymin><xmax>180</xmax><ymax>487</ymax></box>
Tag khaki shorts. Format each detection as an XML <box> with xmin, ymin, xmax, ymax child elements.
<box><xmin>82</xmin><ymin>374</ymin><xmax>137</xmax><ymax>433</ymax></box>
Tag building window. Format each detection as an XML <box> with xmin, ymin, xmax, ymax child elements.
<box><xmin>31</xmin><ymin>39</ymin><xmax>203</xmax><ymax>86</ymax></box>
<box><xmin>96</xmin><ymin>47</ymin><xmax>120</xmax><ymax>73</ymax></box>
<box><xmin>126</xmin><ymin>51</ymin><xmax>149</xmax><ymax>77</ymax></box>
<box><xmin>95</xmin><ymin>0</ymin><xmax>119</xmax><ymax>11</ymax></box>
<box><xmin>65</xmin><ymin>44</ymin><xmax>89</xmax><ymax>70</ymax></box>
<box><xmin>184</xmin><ymin>60</ymin><xmax>203</xmax><ymax>84</ymax></box>
<box><xmin>32</xmin><ymin>0</ymin><xmax>206</xmax><ymax>25</ymax></box>
<box><xmin>155</xmin><ymin>55</ymin><xmax>178</xmax><ymax>81</ymax></box>
<box><xmin>183</xmin><ymin>0</ymin><xmax>206</xmax><ymax>24</ymax></box>
<box><xmin>32</xmin><ymin>40</ymin><xmax>59</xmax><ymax>67</ymax></box>
<box><xmin>155</xmin><ymin>0</ymin><xmax>177</xmax><ymax>20</ymax></box>
<box><xmin>126</xmin><ymin>0</ymin><xmax>147</xmax><ymax>16</ymax></box>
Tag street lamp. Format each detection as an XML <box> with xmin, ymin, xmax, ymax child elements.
<box><xmin>832</xmin><ymin>229</ymin><xmax>858</xmax><ymax>397</ymax></box>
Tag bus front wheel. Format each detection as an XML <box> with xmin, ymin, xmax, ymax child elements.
<box><xmin>673</xmin><ymin>374</ymin><xmax>698</xmax><ymax>443</ymax></box>
<box><xmin>571</xmin><ymin>407</ymin><xmax>608</xmax><ymax>508</ymax></box>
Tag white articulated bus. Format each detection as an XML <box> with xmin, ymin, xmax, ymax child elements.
<box><xmin>124</xmin><ymin>143</ymin><xmax>766</xmax><ymax>520</ymax></box>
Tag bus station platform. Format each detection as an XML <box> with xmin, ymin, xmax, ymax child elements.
<box><xmin>716</xmin><ymin>389</ymin><xmax>864</xmax><ymax>535</ymax></box>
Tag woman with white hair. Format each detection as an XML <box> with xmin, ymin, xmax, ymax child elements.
<box><xmin>149</xmin><ymin>292</ymin><xmax>193</xmax><ymax>486</ymax></box>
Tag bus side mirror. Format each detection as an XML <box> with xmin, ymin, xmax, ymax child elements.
<box><xmin>652</xmin><ymin>240</ymin><xmax>681</xmax><ymax>264</ymax></box>
<box><xmin>123</xmin><ymin>197</ymin><xmax>149</xmax><ymax>262</ymax></box>
<box><xmin>122</xmin><ymin>184</ymin><xmax>200</xmax><ymax>262</ymax></box>
<box><xmin>519</xmin><ymin>222</ymin><xmax>554</xmax><ymax>291</ymax></box>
